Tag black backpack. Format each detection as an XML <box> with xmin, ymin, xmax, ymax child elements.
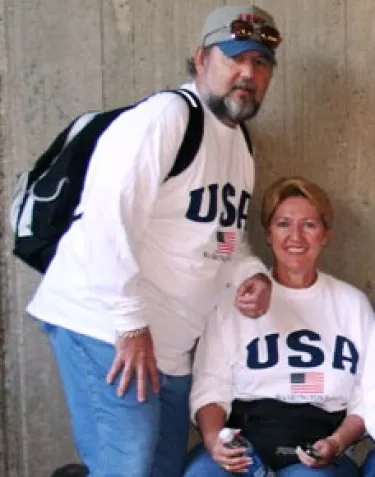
<box><xmin>10</xmin><ymin>88</ymin><xmax>252</xmax><ymax>274</ymax></box>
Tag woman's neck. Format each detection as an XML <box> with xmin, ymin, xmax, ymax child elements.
<box><xmin>272</xmin><ymin>267</ymin><xmax>318</xmax><ymax>289</ymax></box>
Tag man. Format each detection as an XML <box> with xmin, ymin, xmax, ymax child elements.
<box><xmin>28</xmin><ymin>4</ymin><xmax>282</xmax><ymax>477</ymax></box>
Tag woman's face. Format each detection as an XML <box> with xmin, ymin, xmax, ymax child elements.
<box><xmin>267</xmin><ymin>196</ymin><xmax>331</xmax><ymax>285</ymax></box>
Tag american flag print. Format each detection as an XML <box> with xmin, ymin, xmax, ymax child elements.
<box><xmin>216</xmin><ymin>231</ymin><xmax>236</xmax><ymax>254</ymax></box>
<box><xmin>290</xmin><ymin>372</ymin><xmax>324</xmax><ymax>394</ymax></box>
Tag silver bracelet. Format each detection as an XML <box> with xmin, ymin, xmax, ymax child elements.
<box><xmin>115</xmin><ymin>326</ymin><xmax>149</xmax><ymax>340</ymax></box>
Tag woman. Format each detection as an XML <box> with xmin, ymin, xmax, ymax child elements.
<box><xmin>360</xmin><ymin>324</ymin><xmax>375</xmax><ymax>477</ymax></box>
<box><xmin>184</xmin><ymin>176</ymin><xmax>374</xmax><ymax>477</ymax></box>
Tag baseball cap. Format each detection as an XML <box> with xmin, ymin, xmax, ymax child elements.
<box><xmin>261</xmin><ymin>176</ymin><xmax>334</xmax><ymax>229</ymax></box>
<box><xmin>201</xmin><ymin>5</ymin><xmax>281</xmax><ymax>60</ymax></box>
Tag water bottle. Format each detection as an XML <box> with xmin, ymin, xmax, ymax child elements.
<box><xmin>219</xmin><ymin>428</ymin><xmax>273</xmax><ymax>477</ymax></box>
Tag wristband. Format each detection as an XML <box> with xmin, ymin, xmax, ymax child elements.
<box><xmin>115</xmin><ymin>326</ymin><xmax>149</xmax><ymax>340</ymax></box>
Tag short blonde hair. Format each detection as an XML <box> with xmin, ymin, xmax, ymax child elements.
<box><xmin>261</xmin><ymin>176</ymin><xmax>334</xmax><ymax>229</ymax></box>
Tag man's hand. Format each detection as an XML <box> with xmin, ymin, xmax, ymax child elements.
<box><xmin>234</xmin><ymin>273</ymin><xmax>272</xmax><ymax>318</ymax></box>
<box><xmin>106</xmin><ymin>327</ymin><xmax>160</xmax><ymax>402</ymax></box>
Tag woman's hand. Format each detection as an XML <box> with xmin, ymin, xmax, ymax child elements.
<box><xmin>209</xmin><ymin>431</ymin><xmax>252</xmax><ymax>474</ymax></box>
<box><xmin>296</xmin><ymin>437</ymin><xmax>340</xmax><ymax>467</ymax></box>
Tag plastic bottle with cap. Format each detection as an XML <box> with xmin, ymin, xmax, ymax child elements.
<box><xmin>219</xmin><ymin>428</ymin><xmax>274</xmax><ymax>477</ymax></box>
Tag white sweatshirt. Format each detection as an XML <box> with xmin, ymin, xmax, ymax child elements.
<box><xmin>27</xmin><ymin>83</ymin><xmax>266</xmax><ymax>375</ymax></box>
<box><xmin>191</xmin><ymin>271</ymin><xmax>374</xmax><ymax>419</ymax></box>
<box><xmin>361</xmin><ymin>325</ymin><xmax>375</xmax><ymax>437</ymax></box>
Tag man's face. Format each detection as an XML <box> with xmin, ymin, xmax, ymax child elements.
<box><xmin>194</xmin><ymin>45</ymin><xmax>273</xmax><ymax>126</ymax></box>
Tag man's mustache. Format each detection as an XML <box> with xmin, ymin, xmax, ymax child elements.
<box><xmin>230</xmin><ymin>83</ymin><xmax>256</xmax><ymax>94</ymax></box>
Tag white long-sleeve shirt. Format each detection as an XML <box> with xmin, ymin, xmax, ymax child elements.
<box><xmin>27</xmin><ymin>83</ymin><xmax>266</xmax><ymax>375</ymax></box>
<box><xmin>361</xmin><ymin>325</ymin><xmax>375</xmax><ymax>437</ymax></box>
<box><xmin>191</xmin><ymin>271</ymin><xmax>374</xmax><ymax>418</ymax></box>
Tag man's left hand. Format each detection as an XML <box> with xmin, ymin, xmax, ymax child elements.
<box><xmin>234</xmin><ymin>273</ymin><xmax>272</xmax><ymax>318</ymax></box>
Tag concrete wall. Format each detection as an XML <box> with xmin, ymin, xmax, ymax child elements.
<box><xmin>1</xmin><ymin>1</ymin><xmax>374</xmax><ymax>476</ymax></box>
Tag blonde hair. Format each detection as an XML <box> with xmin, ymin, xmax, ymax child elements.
<box><xmin>261</xmin><ymin>176</ymin><xmax>334</xmax><ymax>229</ymax></box>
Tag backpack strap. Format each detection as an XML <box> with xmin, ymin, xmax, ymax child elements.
<box><xmin>163</xmin><ymin>89</ymin><xmax>204</xmax><ymax>182</ymax></box>
<box><xmin>66</xmin><ymin>111</ymin><xmax>101</xmax><ymax>144</ymax></box>
<box><xmin>163</xmin><ymin>89</ymin><xmax>253</xmax><ymax>181</ymax></box>
<box><xmin>239</xmin><ymin>122</ymin><xmax>253</xmax><ymax>155</ymax></box>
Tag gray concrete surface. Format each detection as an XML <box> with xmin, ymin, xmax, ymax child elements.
<box><xmin>1</xmin><ymin>1</ymin><xmax>374</xmax><ymax>476</ymax></box>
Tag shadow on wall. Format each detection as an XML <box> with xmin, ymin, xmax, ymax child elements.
<box><xmin>247</xmin><ymin>53</ymin><xmax>374</xmax><ymax>300</ymax></box>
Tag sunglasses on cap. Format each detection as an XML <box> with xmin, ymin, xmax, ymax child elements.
<box><xmin>204</xmin><ymin>18</ymin><xmax>282</xmax><ymax>50</ymax></box>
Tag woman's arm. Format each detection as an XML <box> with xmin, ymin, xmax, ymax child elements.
<box><xmin>328</xmin><ymin>413</ymin><xmax>365</xmax><ymax>455</ymax></box>
<box><xmin>190</xmin><ymin>303</ymin><xmax>253</xmax><ymax>473</ymax></box>
<box><xmin>196</xmin><ymin>403</ymin><xmax>252</xmax><ymax>473</ymax></box>
<box><xmin>362</xmin><ymin>326</ymin><xmax>375</xmax><ymax>438</ymax></box>
<box><xmin>297</xmin><ymin>414</ymin><xmax>365</xmax><ymax>468</ymax></box>
<box><xmin>196</xmin><ymin>403</ymin><xmax>227</xmax><ymax>453</ymax></box>
<box><xmin>190</xmin><ymin>301</ymin><xmax>234</xmax><ymax>423</ymax></box>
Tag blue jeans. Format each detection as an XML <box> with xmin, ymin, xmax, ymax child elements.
<box><xmin>43</xmin><ymin>324</ymin><xmax>192</xmax><ymax>477</ymax></box>
<box><xmin>362</xmin><ymin>448</ymin><xmax>375</xmax><ymax>477</ymax></box>
<box><xmin>276</xmin><ymin>457</ymin><xmax>360</xmax><ymax>477</ymax></box>
<box><xmin>184</xmin><ymin>444</ymin><xmax>360</xmax><ymax>477</ymax></box>
<box><xmin>184</xmin><ymin>444</ymin><xmax>268</xmax><ymax>477</ymax></box>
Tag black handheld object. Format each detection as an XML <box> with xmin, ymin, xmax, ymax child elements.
<box><xmin>226</xmin><ymin>434</ymin><xmax>251</xmax><ymax>450</ymax></box>
<box><xmin>300</xmin><ymin>444</ymin><xmax>323</xmax><ymax>459</ymax></box>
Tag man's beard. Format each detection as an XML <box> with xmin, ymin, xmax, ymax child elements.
<box><xmin>205</xmin><ymin>84</ymin><xmax>261</xmax><ymax>123</ymax></box>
